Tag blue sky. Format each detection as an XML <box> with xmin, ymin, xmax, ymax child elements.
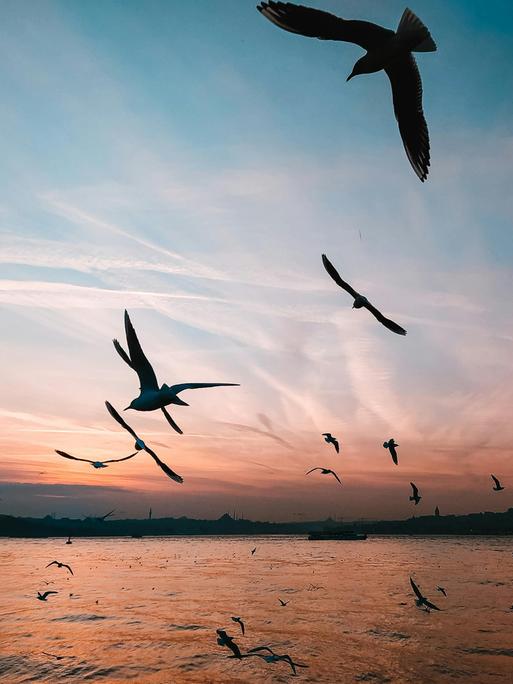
<box><xmin>1</xmin><ymin>0</ymin><xmax>513</xmax><ymax>520</ymax></box>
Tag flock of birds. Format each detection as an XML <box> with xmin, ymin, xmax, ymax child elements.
<box><xmin>27</xmin><ymin>1</ymin><xmax>508</xmax><ymax>678</ymax></box>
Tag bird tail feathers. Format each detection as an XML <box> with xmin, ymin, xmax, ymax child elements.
<box><xmin>397</xmin><ymin>8</ymin><xmax>437</xmax><ymax>52</ymax></box>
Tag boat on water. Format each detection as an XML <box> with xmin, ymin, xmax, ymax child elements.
<box><xmin>308</xmin><ymin>529</ymin><xmax>367</xmax><ymax>541</ymax></box>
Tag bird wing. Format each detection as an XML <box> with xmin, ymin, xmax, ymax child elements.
<box><xmin>410</xmin><ymin>482</ymin><xmax>419</xmax><ymax>497</ymax></box>
<box><xmin>306</xmin><ymin>467</ymin><xmax>322</xmax><ymax>475</ymax></box>
<box><xmin>363</xmin><ymin>299</ymin><xmax>407</xmax><ymax>335</ymax></box>
<box><xmin>42</xmin><ymin>591</ymin><xmax>58</xmax><ymax>599</ymax></box>
<box><xmin>144</xmin><ymin>445</ymin><xmax>183</xmax><ymax>484</ymax></box>
<box><xmin>45</xmin><ymin>561</ymin><xmax>58</xmax><ymax>568</ymax></box>
<box><xmin>105</xmin><ymin>401</ymin><xmax>141</xmax><ymax>441</ymax></box>
<box><xmin>112</xmin><ymin>338</ymin><xmax>134</xmax><ymax>369</ymax></box>
<box><xmin>390</xmin><ymin>444</ymin><xmax>398</xmax><ymax>464</ymax></box>
<box><xmin>491</xmin><ymin>474</ymin><xmax>501</xmax><ymax>488</ymax></box>
<box><xmin>385</xmin><ymin>54</ymin><xmax>430</xmax><ymax>182</ymax></box>
<box><xmin>123</xmin><ymin>310</ymin><xmax>159</xmax><ymax>391</ymax></box>
<box><xmin>161</xmin><ymin>407</ymin><xmax>183</xmax><ymax>434</ymax></box>
<box><xmin>329</xmin><ymin>470</ymin><xmax>342</xmax><ymax>484</ymax></box>
<box><xmin>249</xmin><ymin>646</ymin><xmax>276</xmax><ymax>655</ymax></box>
<box><xmin>410</xmin><ymin>577</ymin><xmax>423</xmax><ymax>601</ymax></box>
<box><xmin>424</xmin><ymin>599</ymin><xmax>441</xmax><ymax>611</ymax></box>
<box><xmin>55</xmin><ymin>450</ymin><xmax>93</xmax><ymax>464</ymax></box>
<box><xmin>63</xmin><ymin>564</ymin><xmax>73</xmax><ymax>575</ymax></box>
<box><xmin>240</xmin><ymin>620</ymin><xmax>245</xmax><ymax>636</ymax></box>
<box><xmin>257</xmin><ymin>2</ymin><xmax>392</xmax><ymax>50</ymax></box>
<box><xmin>168</xmin><ymin>382</ymin><xmax>239</xmax><ymax>395</ymax></box>
<box><xmin>321</xmin><ymin>254</ymin><xmax>359</xmax><ymax>298</ymax></box>
<box><xmin>102</xmin><ymin>452</ymin><xmax>138</xmax><ymax>464</ymax></box>
<box><xmin>333</xmin><ymin>439</ymin><xmax>340</xmax><ymax>453</ymax></box>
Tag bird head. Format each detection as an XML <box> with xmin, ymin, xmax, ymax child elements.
<box><xmin>124</xmin><ymin>400</ymin><xmax>136</xmax><ymax>411</ymax></box>
<box><xmin>347</xmin><ymin>56</ymin><xmax>372</xmax><ymax>81</ymax></box>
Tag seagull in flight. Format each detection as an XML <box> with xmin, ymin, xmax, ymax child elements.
<box><xmin>55</xmin><ymin>449</ymin><xmax>137</xmax><ymax>470</ymax></box>
<box><xmin>251</xmin><ymin>547</ymin><xmax>257</xmax><ymax>555</ymax></box>
<box><xmin>322</xmin><ymin>433</ymin><xmax>339</xmax><ymax>453</ymax></box>
<box><xmin>231</xmin><ymin>616</ymin><xmax>245</xmax><ymax>635</ymax></box>
<box><xmin>105</xmin><ymin>401</ymin><xmax>183</xmax><ymax>484</ymax></box>
<box><xmin>257</xmin><ymin>2</ymin><xmax>436</xmax><ymax>181</ymax></box>
<box><xmin>216</xmin><ymin>629</ymin><xmax>242</xmax><ymax>659</ymax></box>
<box><xmin>113</xmin><ymin>310</ymin><xmax>239</xmax><ymax>433</ymax></box>
<box><xmin>491</xmin><ymin>474</ymin><xmax>504</xmax><ymax>491</ymax></box>
<box><xmin>278</xmin><ymin>598</ymin><xmax>290</xmax><ymax>606</ymax></box>
<box><xmin>37</xmin><ymin>591</ymin><xmax>58</xmax><ymax>601</ymax></box>
<box><xmin>436</xmin><ymin>586</ymin><xmax>447</xmax><ymax>597</ymax></box>
<box><xmin>46</xmin><ymin>561</ymin><xmax>73</xmax><ymax>575</ymax></box>
<box><xmin>322</xmin><ymin>254</ymin><xmax>407</xmax><ymax>335</ymax></box>
<box><xmin>410</xmin><ymin>577</ymin><xmax>440</xmax><ymax>611</ymax></box>
<box><xmin>409</xmin><ymin>482</ymin><xmax>421</xmax><ymax>505</ymax></box>
<box><xmin>246</xmin><ymin>646</ymin><xmax>308</xmax><ymax>676</ymax></box>
<box><xmin>306</xmin><ymin>467</ymin><xmax>342</xmax><ymax>485</ymax></box>
<box><xmin>383</xmin><ymin>438</ymin><xmax>399</xmax><ymax>465</ymax></box>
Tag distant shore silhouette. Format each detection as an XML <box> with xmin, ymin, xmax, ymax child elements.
<box><xmin>1</xmin><ymin>508</ymin><xmax>512</xmax><ymax>538</ymax></box>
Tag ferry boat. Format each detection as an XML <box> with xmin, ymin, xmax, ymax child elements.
<box><xmin>308</xmin><ymin>529</ymin><xmax>367</xmax><ymax>541</ymax></box>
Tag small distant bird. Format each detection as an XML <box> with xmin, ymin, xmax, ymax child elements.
<box><xmin>306</xmin><ymin>467</ymin><xmax>342</xmax><ymax>485</ymax></box>
<box><xmin>231</xmin><ymin>616</ymin><xmax>245</xmax><ymax>635</ymax></box>
<box><xmin>246</xmin><ymin>646</ymin><xmax>308</xmax><ymax>676</ymax></box>
<box><xmin>65</xmin><ymin>536</ymin><xmax>72</xmax><ymax>544</ymax></box>
<box><xmin>105</xmin><ymin>401</ymin><xmax>183</xmax><ymax>483</ymax></box>
<box><xmin>55</xmin><ymin>449</ymin><xmax>137</xmax><ymax>469</ymax></box>
<box><xmin>491</xmin><ymin>474</ymin><xmax>504</xmax><ymax>491</ymax></box>
<box><xmin>409</xmin><ymin>482</ymin><xmax>421</xmax><ymax>505</ymax></box>
<box><xmin>46</xmin><ymin>561</ymin><xmax>73</xmax><ymax>575</ymax></box>
<box><xmin>410</xmin><ymin>577</ymin><xmax>440</xmax><ymax>611</ymax></box>
<box><xmin>322</xmin><ymin>255</ymin><xmax>407</xmax><ymax>335</ymax></box>
<box><xmin>436</xmin><ymin>586</ymin><xmax>447</xmax><ymax>597</ymax></box>
<box><xmin>42</xmin><ymin>652</ymin><xmax>66</xmax><ymax>660</ymax></box>
<box><xmin>383</xmin><ymin>438</ymin><xmax>399</xmax><ymax>464</ymax></box>
<box><xmin>434</xmin><ymin>506</ymin><xmax>440</xmax><ymax>517</ymax></box>
<box><xmin>251</xmin><ymin>547</ymin><xmax>257</xmax><ymax>555</ymax></box>
<box><xmin>37</xmin><ymin>591</ymin><xmax>58</xmax><ymax>601</ymax></box>
<box><xmin>322</xmin><ymin>433</ymin><xmax>339</xmax><ymax>453</ymax></box>
<box><xmin>257</xmin><ymin>2</ymin><xmax>436</xmax><ymax>181</ymax></box>
<box><xmin>278</xmin><ymin>598</ymin><xmax>289</xmax><ymax>606</ymax></box>
<box><xmin>216</xmin><ymin>629</ymin><xmax>241</xmax><ymax>659</ymax></box>
<box><xmin>113</xmin><ymin>310</ymin><xmax>239</xmax><ymax>433</ymax></box>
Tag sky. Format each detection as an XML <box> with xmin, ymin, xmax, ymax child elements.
<box><xmin>1</xmin><ymin>0</ymin><xmax>513</xmax><ymax>521</ymax></box>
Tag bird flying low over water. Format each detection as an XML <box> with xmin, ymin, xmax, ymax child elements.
<box><xmin>46</xmin><ymin>560</ymin><xmax>73</xmax><ymax>575</ymax></box>
<box><xmin>278</xmin><ymin>598</ymin><xmax>290</xmax><ymax>606</ymax></box>
<box><xmin>322</xmin><ymin>433</ymin><xmax>339</xmax><ymax>453</ymax></box>
<box><xmin>409</xmin><ymin>482</ymin><xmax>421</xmax><ymax>505</ymax></box>
<box><xmin>231</xmin><ymin>616</ymin><xmax>245</xmax><ymax>635</ymax></box>
<box><xmin>37</xmin><ymin>591</ymin><xmax>58</xmax><ymax>601</ymax></box>
<box><xmin>113</xmin><ymin>310</ymin><xmax>239</xmax><ymax>434</ymax></box>
<box><xmin>246</xmin><ymin>647</ymin><xmax>308</xmax><ymax>676</ymax></box>
<box><xmin>491</xmin><ymin>474</ymin><xmax>504</xmax><ymax>491</ymax></box>
<box><xmin>54</xmin><ymin>449</ymin><xmax>137</xmax><ymax>470</ymax></box>
<box><xmin>105</xmin><ymin>401</ymin><xmax>183</xmax><ymax>484</ymax></box>
<box><xmin>436</xmin><ymin>586</ymin><xmax>447</xmax><ymax>597</ymax></box>
<box><xmin>257</xmin><ymin>2</ymin><xmax>436</xmax><ymax>181</ymax></box>
<box><xmin>410</xmin><ymin>577</ymin><xmax>440</xmax><ymax>611</ymax></box>
<box><xmin>322</xmin><ymin>255</ymin><xmax>407</xmax><ymax>335</ymax></box>
<box><xmin>306</xmin><ymin>467</ymin><xmax>342</xmax><ymax>485</ymax></box>
<box><xmin>383</xmin><ymin>438</ymin><xmax>399</xmax><ymax>464</ymax></box>
<box><xmin>216</xmin><ymin>629</ymin><xmax>242</xmax><ymax>659</ymax></box>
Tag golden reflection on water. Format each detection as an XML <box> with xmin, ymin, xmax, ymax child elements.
<box><xmin>0</xmin><ymin>535</ymin><xmax>512</xmax><ymax>683</ymax></box>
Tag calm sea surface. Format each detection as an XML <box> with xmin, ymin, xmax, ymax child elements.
<box><xmin>0</xmin><ymin>535</ymin><xmax>512</xmax><ymax>683</ymax></box>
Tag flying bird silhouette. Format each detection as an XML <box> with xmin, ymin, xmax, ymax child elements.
<box><xmin>231</xmin><ymin>616</ymin><xmax>245</xmax><ymax>635</ymax></box>
<box><xmin>46</xmin><ymin>561</ymin><xmax>73</xmax><ymax>575</ymax></box>
<box><xmin>410</xmin><ymin>577</ymin><xmax>440</xmax><ymax>611</ymax></box>
<box><xmin>383</xmin><ymin>438</ymin><xmax>399</xmax><ymax>464</ymax></box>
<box><xmin>246</xmin><ymin>646</ymin><xmax>308</xmax><ymax>676</ymax></box>
<box><xmin>113</xmin><ymin>310</ymin><xmax>239</xmax><ymax>433</ymax></box>
<box><xmin>491</xmin><ymin>474</ymin><xmax>504</xmax><ymax>491</ymax></box>
<box><xmin>409</xmin><ymin>482</ymin><xmax>421</xmax><ymax>505</ymax></box>
<box><xmin>322</xmin><ymin>254</ymin><xmax>407</xmax><ymax>335</ymax></box>
<box><xmin>322</xmin><ymin>433</ymin><xmax>339</xmax><ymax>453</ymax></box>
<box><xmin>251</xmin><ymin>547</ymin><xmax>257</xmax><ymax>555</ymax></box>
<box><xmin>257</xmin><ymin>2</ymin><xmax>436</xmax><ymax>181</ymax></box>
<box><xmin>278</xmin><ymin>598</ymin><xmax>290</xmax><ymax>606</ymax></box>
<box><xmin>55</xmin><ymin>449</ymin><xmax>137</xmax><ymax>469</ymax></box>
<box><xmin>37</xmin><ymin>591</ymin><xmax>58</xmax><ymax>601</ymax></box>
<box><xmin>105</xmin><ymin>401</ymin><xmax>183</xmax><ymax>484</ymax></box>
<box><xmin>66</xmin><ymin>536</ymin><xmax>72</xmax><ymax>544</ymax></box>
<box><xmin>216</xmin><ymin>629</ymin><xmax>242</xmax><ymax>659</ymax></box>
<box><xmin>436</xmin><ymin>586</ymin><xmax>447</xmax><ymax>597</ymax></box>
<box><xmin>306</xmin><ymin>467</ymin><xmax>342</xmax><ymax>485</ymax></box>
